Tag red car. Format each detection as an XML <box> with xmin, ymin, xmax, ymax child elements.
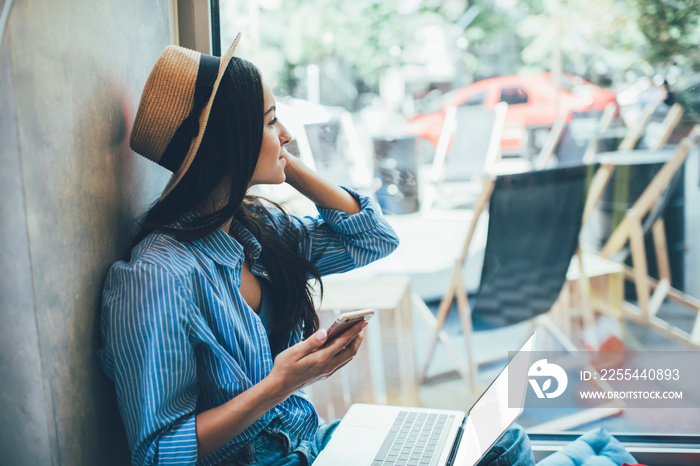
<box><xmin>406</xmin><ymin>73</ymin><xmax>618</xmax><ymax>155</ymax></box>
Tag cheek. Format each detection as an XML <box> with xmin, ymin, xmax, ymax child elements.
<box><xmin>261</xmin><ymin>132</ymin><xmax>278</xmax><ymax>156</ymax></box>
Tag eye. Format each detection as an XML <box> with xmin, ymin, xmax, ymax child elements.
<box><xmin>268</xmin><ymin>117</ymin><xmax>278</xmax><ymax>126</ymax></box>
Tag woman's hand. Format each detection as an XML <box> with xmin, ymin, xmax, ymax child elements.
<box><xmin>266</xmin><ymin>320</ymin><xmax>367</xmax><ymax>399</ymax></box>
<box><xmin>195</xmin><ymin>322</ymin><xmax>364</xmax><ymax>459</ymax></box>
<box><xmin>281</xmin><ymin>150</ymin><xmax>304</xmax><ymax>184</ymax></box>
<box><xmin>281</xmin><ymin>151</ymin><xmax>361</xmax><ymax>214</ymax></box>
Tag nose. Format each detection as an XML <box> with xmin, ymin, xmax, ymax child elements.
<box><xmin>279</xmin><ymin>121</ymin><xmax>292</xmax><ymax>146</ymax></box>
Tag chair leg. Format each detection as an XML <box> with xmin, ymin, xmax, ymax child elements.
<box><xmin>421</xmin><ymin>279</ymin><xmax>457</xmax><ymax>379</ymax></box>
<box><xmin>691</xmin><ymin>313</ymin><xmax>700</xmax><ymax>346</ymax></box>
<box><xmin>623</xmin><ymin>301</ymin><xmax>700</xmax><ymax>348</ymax></box>
<box><xmin>651</xmin><ymin>219</ymin><xmax>671</xmax><ymax>282</ymax></box>
<box><xmin>454</xmin><ymin>271</ymin><xmax>477</xmax><ymax>392</ymax></box>
<box><xmin>536</xmin><ymin>315</ymin><xmax>579</xmax><ymax>352</ymax></box>
<box><xmin>622</xmin><ymin>265</ymin><xmax>700</xmax><ymax>309</ymax></box>
<box><xmin>628</xmin><ymin>216</ymin><xmax>651</xmax><ymax>320</ymax></box>
<box><xmin>413</xmin><ymin>294</ymin><xmax>472</xmax><ymax>383</ymax></box>
<box><xmin>554</xmin><ymin>283</ymin><xmax>573</xmax><ymax>340</ymax></box>
<box><xmin>574</xmin><ymin>248</ymin><xmax>598</xmax><ymax>348</ymax></box>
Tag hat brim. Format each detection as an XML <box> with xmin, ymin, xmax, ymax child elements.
<box><xmin>159</xmin><ymin>33</ymin><xmax>241</xmax><ymax>200</ymax></box>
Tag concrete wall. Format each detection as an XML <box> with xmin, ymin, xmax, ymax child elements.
<box><xmin>0</xmin><ymin>0</ymin><xmax>174</xmax><ymax>464</ymax></box>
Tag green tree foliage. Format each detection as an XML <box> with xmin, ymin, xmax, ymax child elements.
<box><xmin>255</xmin><ymin>0</ymin><xmax>514</xmax><ymax>99</ymax></box>
<box><xmin>627</xmin><ymin>0</ymin><xmax>700</xmax><ymax>69</ymax></box>
<box><xmin>517</xmin><ymin>0</ymin><xmax>700</xmax><ymax>77</ymax></box>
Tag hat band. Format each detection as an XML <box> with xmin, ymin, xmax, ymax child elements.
<box><xmin>159</xmin><ymin>54</ymin><xmax>221</xmax><ymax>172</ymax></box>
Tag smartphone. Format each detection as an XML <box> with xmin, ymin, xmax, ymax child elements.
<box><xmin>324</xmin><ymin>309</ymin><xmax>375</xmax><ymax>342</ymax></box>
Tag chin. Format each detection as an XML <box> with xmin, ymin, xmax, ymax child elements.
<box><xmin>272</xmin><ymin>172</ymin><xmax>286</xmax><ymax>185</ymax></box>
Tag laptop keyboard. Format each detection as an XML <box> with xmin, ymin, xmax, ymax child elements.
<box><xmin>372</xmin><ymin>411</ymin><xmax>454</xmax><ymax>466</ymax></box>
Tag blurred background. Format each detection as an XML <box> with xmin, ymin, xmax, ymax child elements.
<box><xmin>217</xmin><ymin>0</ymin><xmax>700</xmax><ymax>157</ymax></box>
<box><xmin>214</xmin><ymin>0</ymin><xmax>700</xmax><ymax>443</ymax></box>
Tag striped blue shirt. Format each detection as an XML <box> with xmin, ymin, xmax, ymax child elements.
<box><xmin>98</xmin><ymin>189</ymin><xmax>399</xmax><ymax>465</ymax></box>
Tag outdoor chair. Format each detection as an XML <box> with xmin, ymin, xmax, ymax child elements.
<box><xmin>535</xmin><ymin>105</ymin><xmax>616</xmax><ymax>169</ymax></box>
<box><xmin>532</xmin><ymin>115</ymin><xmax>568</xmax><ymax>170</ymax></box>
<box><xmin>417</xmin><ymin>163</ymin><xmax>630</xmax><ymax>429</ymax></box>
<box><xmin>420</xmin><ymin>164</ymin><xmax>590</xmax><ymax>388</ymax></box>
<box><xmin>420</xmin><ymin>102</ymin><xmax>513</xmax><ymax>213</ymax></box>
<box><xmin>580</xmin><ymin>101</ymin><xmax>685</xmax><ymax>166</ymax></box>
<box><xmin>581</xmin><ymin>125</ymin><xmax>700</xmax><ymax>348</ymax></box>
<box><xmin>536</xmin><ymin>101</ymin><xmax>683</xmax><ymax>170</ymax></box>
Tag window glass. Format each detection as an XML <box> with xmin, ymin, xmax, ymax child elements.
<box><xmin>214</xmin><ymin>0</ymin><xmax>700</xmax><ymax>443</ymax></box>
<box><xmin>499</xmin><ymin>87</ymin><xmax>528</xmax><ymax>105</ymax></box>
<box><xmin>460</xmin><ymin>91</ymin><xmax>487</xmax><ymax>107</ymax></box>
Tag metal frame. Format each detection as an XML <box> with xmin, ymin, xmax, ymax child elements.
<box><xmin>177</xmin><ymin>0</ymin><xmax>212</xmax><ymax>53</ymax></box>
<box><xmin>210</xmin><ymin>0</ymin><xmax>221</xmax><ymax>56</ymax></box>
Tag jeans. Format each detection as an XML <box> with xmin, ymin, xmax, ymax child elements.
<box><xmin>476</xmin><ymin>423</ymin><xmax>535</xmax><ymax>466</ymax></box>
<box><xmin>226</xmin><ymin>418</ymin><xmax>534</xmax><ymax>465</ymax></box>
<box><xmin>225</xmin><ymin>418</ymin><xmax>338</xmax><ymax>465</ymax></box>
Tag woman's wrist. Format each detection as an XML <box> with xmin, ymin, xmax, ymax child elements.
<box><xmin>282</xmin><ymin>152</ymin><xmax>360</xmax><ymax>213</ymax></box>
<box><xmin>261</xmin><ymin>370</ymin><xmax>293</xmax><ymax>406</ymax></box>
<box><xmin>282</xmin><ymin>154</ymin><xmax>307</xmax><ymax>189</ymax></box>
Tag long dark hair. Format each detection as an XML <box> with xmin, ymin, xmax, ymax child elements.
<box><xmin>134</xmin><ymin>57</ymin><xmax>321</xmax><ymax>354</ymax></box>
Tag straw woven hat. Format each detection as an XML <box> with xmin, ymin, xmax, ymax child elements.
<box><xmin>130</xmin><ymin>34</ymin><xmax>241</xmax><ymax>200</ymax></box>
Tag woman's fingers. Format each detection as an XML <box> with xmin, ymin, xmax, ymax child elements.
<box><xmin>322</xmin><ymin>320</ymin><xmax>367</xmax><ymax>355</ymax></box>
<box><xmin>290</xmin><ymin>328</ymin><xmax>329</xmax><ymax>361</ymax></box>
<box><xmin>322</xmin><ymin>330</ymin><xmax>364</xmax><ymax>374</ymax></box>
<box><xmin>328</xmin><ymin>334</ymin><xmax>364</xmax><ymax>377</ymax></box>
<box><xmin>293</xmin><ymin>320</ymin><xmax>364</xmax><ymax>360</ymax></box>
<box><xmin>327</xmin><ymin>358</ymin><xmax>353</xmax><ymax>378</ymax></box>
<box><xmin>270</xmin><ymin>322</ymin><xmax>367</xmax><ymax>394</ymax></box>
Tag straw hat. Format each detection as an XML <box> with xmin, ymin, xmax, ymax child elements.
<box><xmin>130</xmin><ymin>33</ymin><xmax>241</xmax><ymax>200</ymax></box>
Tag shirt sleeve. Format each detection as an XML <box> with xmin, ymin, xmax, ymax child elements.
<box><xmin>280</xmin><ymin>188</ymin><xmax>400</xmax><ymax>276</ymax></box>
<box><xmin>99</xmin><ymin>261</ymin><xmax>199</xmax><ymax>466</ymax></box>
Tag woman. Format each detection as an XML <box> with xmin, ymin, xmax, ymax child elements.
<box><xmin>99</xmin><ymin>36</ymin><xmax>533</xmax><ymax>465</ymax></box>
<box><xmin>99</xmin><ymin>35</ymin><xmax>398</xmax><ymax>465</ymax></box>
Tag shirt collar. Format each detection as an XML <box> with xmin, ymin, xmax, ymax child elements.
<box><xmin>192</xmin><ymin>228</ymin><xmax>244</xmax><ymax>270</ymax></box>
<box><xmin>169</xmin><ymin>210</ymin><xmax>243</xmax><ymax>269</ymax></box>
<box><xmin>229</xmin><ymin>219</ymin><xmax>262</xmax><ymax>261</ymax></box>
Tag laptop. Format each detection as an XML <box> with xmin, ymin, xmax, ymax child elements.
<box><xmin>314</xmin><ymin>332</ymin><xmax>536</xmax><ymax>466</ymax></box>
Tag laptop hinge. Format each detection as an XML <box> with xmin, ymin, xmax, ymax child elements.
<box><xmin>446</xmin><ymin>417</ymin><xmax>466</xmax><ymax>466</ymax></box>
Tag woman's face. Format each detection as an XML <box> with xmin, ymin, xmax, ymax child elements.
<box><xmin>248</xmin><ymin>80</ymin><xmax>292</xmax><ymax>188</ymax></box>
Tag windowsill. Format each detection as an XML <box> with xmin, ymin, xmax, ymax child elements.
<box><xmin>530</xmin><ymin>432</ymin><xmax>700</xmax><ymax>465</ymax></box>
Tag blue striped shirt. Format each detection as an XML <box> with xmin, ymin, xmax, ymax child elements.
<box><xmin>98</xmin><ymin>189</ymin><xmax>399</xmax><ymax>465</ymax></box>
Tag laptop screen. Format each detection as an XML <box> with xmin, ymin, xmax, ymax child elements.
<box><xmin>453</xmin><ymin>333</ymin><xmax>535</xmax><ymax>466</ymax></box>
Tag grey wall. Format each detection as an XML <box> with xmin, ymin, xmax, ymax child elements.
<box><xmin>1</xmin><ymin>0</ymin><xmax>174</xmax><ymax>464</ymax></box>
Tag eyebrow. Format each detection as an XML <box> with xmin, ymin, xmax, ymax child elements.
<box><xmin>264</xmin><ymin>105</ymin><xmax>276</xmax><ymax>115</ymax></box>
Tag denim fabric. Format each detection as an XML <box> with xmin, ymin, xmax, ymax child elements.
<box><xmin>225</xmin><ymin>418</ymin><xmax>340</xmax><ymax>465</ymax></box>
<box><xmin>99</xmin><ymin>190</ymin><xmax>399</xmax><ymax>465</ymax></box>
<box><xmin>476</xmin><ymin>423</ymin><xmax>535</xmax><ymax>466</ymax></box>
<box><xmin>225</xmin><ymin>419</ymin><xmax>533</xmax><ymax>465</ymax></box>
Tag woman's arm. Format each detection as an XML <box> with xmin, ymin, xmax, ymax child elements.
<box><xmin>102</xmin><ymin>259</ymin><xmax>366</xmax><ymax>464</ymax></box>
<box><xmin>196</xmin><ymin>321</ymin><xmax>366</xmax><ymax>458</ymax></box>
<box><xmin>274</xmin><ymin>153</ymin><xmax>399</xmax><ymax>275</ymax></box>
<box><xmin>283</xmin><ymin>152</ymin><xmax>360</xmax><ymax>214</ymax></box>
